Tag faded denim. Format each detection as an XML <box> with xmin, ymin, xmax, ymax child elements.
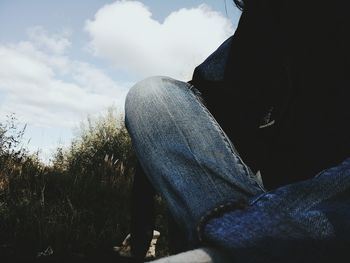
<box><xmin>125</xmin><ymin>76</ymin><xmax>265</xmax><ymax>246</ymax></box>
<box><xmin>124</xmin><ymin>76</ymin><xmax>350</xmax><ymax>262</ymax></box>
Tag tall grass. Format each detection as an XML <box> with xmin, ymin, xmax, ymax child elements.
<box><xmin>0</xmin><ymin>110</ymin><xmax>169</xmax><ymax>262</ymax></box>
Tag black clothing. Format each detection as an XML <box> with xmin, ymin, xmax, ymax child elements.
<box><xmin>130</xmin><ymin>160</ymin><xmax>155</xmax><ymax>259</ymax></box>
<box><xmin>191</xmin><ymin>0</ymin><xmax>350</xmax><ymax>189</ymax></box>
<box><xmin>131</xmin><ymin>162</ymin><xmax>188</xmax><ymax>257</ymax></box>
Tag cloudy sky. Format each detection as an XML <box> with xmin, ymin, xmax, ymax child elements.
<box><xmin>0</xmin><ymin>0</ymin><xmax>241</xmax><ymax>162</ymax></box>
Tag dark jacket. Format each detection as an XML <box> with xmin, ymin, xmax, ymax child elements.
<box><xmin>191</xmin><ymin>0</ymin><xmax>350</xmax><ymax>189</ymax></box>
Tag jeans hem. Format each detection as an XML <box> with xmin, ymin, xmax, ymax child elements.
<box><xmin>196</xmin><ymin>199</ymin><xmax>248</xmax><ymax>243</ymax></box>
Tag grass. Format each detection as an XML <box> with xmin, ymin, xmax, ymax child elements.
<box><xmin>0</xmin><ymin>111</ymin><xmax>170</xmax><ymax>262</ymax></box>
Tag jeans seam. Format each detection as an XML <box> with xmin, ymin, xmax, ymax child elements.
<box><xmin>186</xmin><ymin>83</ymin><xmax>265</xmax><ymax>193</ymax></box>
<box><xmin>196</xmin><ymin>200</ymin><xmax>248</xmax><ymax>243</ymax></box>
<box><xmin>184</xmin><ymin>83</ymin><xmax>269</xmax><ymax>243</ymax></box>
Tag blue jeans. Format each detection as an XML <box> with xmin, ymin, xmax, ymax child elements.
<box><xmin>124</xmin><ymin>76</ymin><xmax>350</xmax><ymax>262</ymax></box>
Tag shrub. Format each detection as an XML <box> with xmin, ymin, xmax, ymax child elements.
<box><xmin>0</xmin><ymin>111</ymin><xmax>135</xmax><ymax>261</ymax></box>
<box><xmin>0</xmin><ymin>110</ymin><xmax>171</xmax><ymax>262</ymax></box>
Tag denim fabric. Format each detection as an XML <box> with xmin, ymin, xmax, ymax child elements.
<box><xmin>202</xmin><ymin>158</ymin><xmax>350</xmax><ymax>262</ymax></box>
<box><xmin>125</xmin><ymin>76</ymin><xmax>265</xmax><ymax>246</ymax></box>
<box><xmin>125</xmin><ymin>76</ymin><xmax>350</xmax><ymax>261</ymax></box>
<box><xmin>192</xmin><ymin>36</ymin><xmax>233</xmax><ymax>82</ymax></box>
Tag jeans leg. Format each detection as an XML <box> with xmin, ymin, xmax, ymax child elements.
<box><xmin>124</xmin><ymin>76</ymin><xmax>265</xmax><ymax>246</ymax></box>
<box><xmin>202</xmin><ymin>158</ymin><xmax>350</xmax><ymax>263</ymax></box>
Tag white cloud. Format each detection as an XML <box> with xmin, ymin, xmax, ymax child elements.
<box><xmin>0</xmin><ymin>29</ymin><xmax>128</xmax><ymax>130</ymax></box>
<box><xmin>0</xmin><ymin>1</ymin><xmax>235</xmax><ymax>162</ymax></box>
<box><xmin>85</xmin><ymin>1</ymin><xmax>234</xmax><ymax>80</ymax></box>
<box><xmin>27</xmin><ymin>26</ymin><xmax>71</xmax><ymax>55</ymax></box>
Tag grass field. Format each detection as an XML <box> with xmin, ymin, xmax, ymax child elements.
<box><xmin>0</xmin><ymin>111</ymin><xmax>170</xmax><ymax>262</ymax></box>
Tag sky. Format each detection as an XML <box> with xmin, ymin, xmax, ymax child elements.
<box><xmin>0</xmin><ymin>0</ymin><xmax>241</xmax><ymax>163</ymax></box>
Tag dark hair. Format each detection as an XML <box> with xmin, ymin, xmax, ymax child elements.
<box><xmin>233</xmin><ymin>0</ymin><xmax>245</xmax><ymax>10</ymax></box>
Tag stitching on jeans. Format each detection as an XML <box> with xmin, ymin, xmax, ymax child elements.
<box><xmin>186</xmin><ymin>83</ymin><xmax>264</xmax><ymax>193</ymax></box>
<box><xmin>159</xmin><ymin>81</ymin><xmax>267</xmax><ymax>243</ymax></box>
<box><xmin>184</xmin><ymin>83</ymin><xmax>268</xmax><ymax>242</ymax></box>
<box><xmin>188</xmin><ymin>84</ymin><xmax>207</xmax><ymax>106</ymax></box>
<box><xmin>186</xmin><ymin>85</ymin><xmax>242</xmax><ymax>163</ymax></box>
<box><xmin>154</xmin><ymin>83</ymin><xmax>226</xmax><ymax>199</ymax></box>
<box><xmin>196</xmin><ymin>200</ymin><xmax>247</xmax><ymax>243</ymax></box>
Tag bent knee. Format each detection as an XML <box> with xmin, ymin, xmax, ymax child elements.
<box><xmin>125</xmin><ymin>76</ymin><xmax>175</xmax><ymax>115</ymax></box>
<box><xmin>125</xmin><ymin>76</ymin><xmax>172</xmax><ymax>126</ymax></box>
<box><xmin>126</xmin><ymin>76</ymin><xmax>171</xmax><ymax>105</ymax></box>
